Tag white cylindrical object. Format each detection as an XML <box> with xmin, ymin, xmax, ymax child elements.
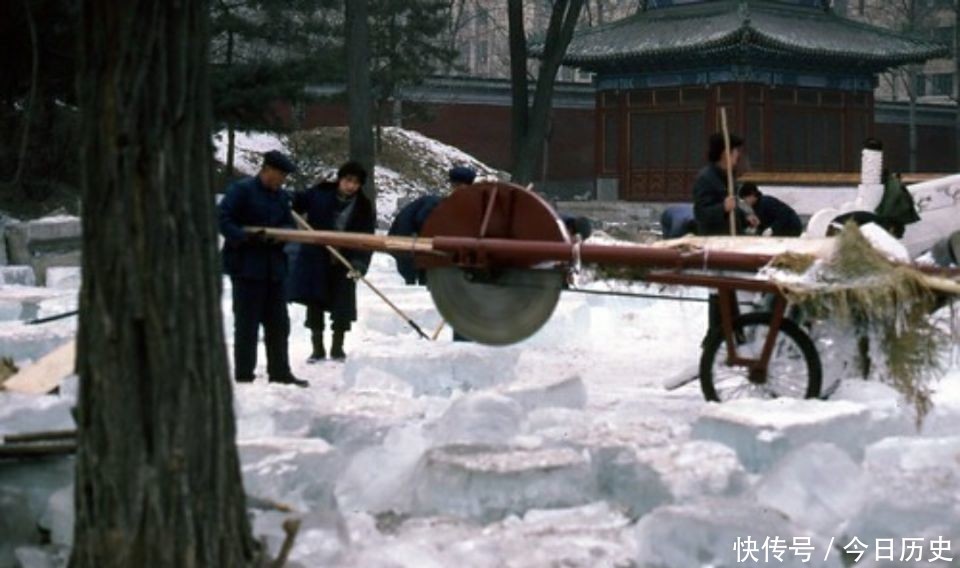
<box><xmin>861</xmin><ymin>148</ymin><xmax>883</xmax><ymax>186</ymax></box>
<box><xmin>854</xmin><ymin>183</ymin><xmax>884</xmax><ymax>211</ymax></box>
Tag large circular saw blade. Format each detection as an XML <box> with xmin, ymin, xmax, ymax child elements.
<box><xmin>427</xmin><ymin>267</ymin><xmax>563</xmax><ymax>346</ymax></box>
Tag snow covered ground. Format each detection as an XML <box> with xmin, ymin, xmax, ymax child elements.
<box><xmin>2</xmin><ymin>247</ymin><xmax>960</xmax><ymax>567</ymax></box>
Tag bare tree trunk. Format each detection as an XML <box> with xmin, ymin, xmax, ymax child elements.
<box><xmin>510</xmin><ymin>0</ymin><xmax>585</xmax><ymax>184</ymax></box>
<box><xmin>508</xmin><ymin>0</ymin><xmax>529</xmax><ymax>175</ymax></box>
<box><xmin>954</xmin><ymin>1</ymin><xmax>960</xmax><ymax>170</ymax></box>
<box><xmin>346</xmin><ymin>0</ymin><xmax>376</xmax><ymax>207</ymax></box>
<box><xmin>6</xmin><ymin>0</ymin><xmax>39</xmax><ymax>190</ymax></box>
<box><xmin>225</xmin><ymin>27</ymin><xmax>236</xmax><ymax>178</ymax></box>
<box><xmin>908</xmin><ymin>66</ymin><xmax>918</xmax><ymax>172</ymax></box>
<box><xmin>71</xmin><ymin>1</ymin><xmax>260</xmax><ymax>566</ymax></box>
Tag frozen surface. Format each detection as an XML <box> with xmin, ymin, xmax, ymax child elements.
<box><xmin>634</xmin><ymin>500</ymin><xmax>844</xmax><ymax>568</ymax></box>
<box><xmin>691</xmin><ymin>397</ymin><xmax>909</xmax><ymax>471</ymax></box>
<box><xmin>1</xmin><ymin>213</ymin><xmax>960</xmax><ymax>565</ymax></box>
<box><xmin>754</xmin><ymin>443</ymin><xmax>866</xmax><ymax>535</ymax></box>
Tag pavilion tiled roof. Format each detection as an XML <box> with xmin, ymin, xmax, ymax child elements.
<box><xmin>561</xmin><ymin>0</ymin><xmax>947</xmax><ymax>71</ymax></box>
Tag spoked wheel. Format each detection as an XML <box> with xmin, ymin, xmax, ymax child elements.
<box><xmin>699</xmin><ymin>311</ymin><xmax>822</xmax><ymax>401</ymax></box>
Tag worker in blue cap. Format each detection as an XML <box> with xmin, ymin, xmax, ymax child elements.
<box><xmin>389</xmin><ymin>165</ymin><xmax>479</xmax><ymax>341</ymax></box>
<box><xmin>218</xmin><ymin>150</ymin><xmax>308</xmax><ymax>387</ymax></box>
<box><xmin>448</xmin><ymin>165</ymin><xmax>477</xmax><ymax>188</ymax></box>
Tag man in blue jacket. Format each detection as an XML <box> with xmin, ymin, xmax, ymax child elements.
<box><xmin>218</xmin><ymin>150</ymin><xmax>307</xmax><ymax>387</ymax></box>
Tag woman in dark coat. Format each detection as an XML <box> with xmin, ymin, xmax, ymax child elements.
<box><xmin>289</xmin><ymin>161</ymin><xmax>375</xmax><ymax>361</ymax></box>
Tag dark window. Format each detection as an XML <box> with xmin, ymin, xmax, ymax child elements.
<box><xmin>931</xmin><ymin>73</ymin><xmax>953</xmax><ymax>96</ymax></box>
<box><xmin>932</xmin><ymin>26</ymin><xmax>955</xmax><ymax>48</ymax></box>
<box><xmin>915</xmin><ymin>74</ymin><xmax>927</xmax><ymax>97</ymax></box>
<box><xmin>746</xmin><ymin>105</ymin><xmax>764</xmax><ymax>170</ymax></box>
<box><xmin>797</xmin><ymin>89</ymin><xmax>819</xmax><ymax>106</ymax></box>
<box><xmin>716</xmin><ymin>85</ymin><xmax>736</xmax><ymax>103</ymax></box>
<box><xmin>682</xmin><ymin>88</ymin><xmax>708</xmax><ymax>104</ymax></box>
<box><xmin>603</xmin><ymin>113</ymin><xmax>620</xmax><ymax>172</ymax></box>
<box><xmin>602</xmin><ymin>92</ymin><xmax>619</xmax><ymax>108</ymax></box>
<box><xmin>746</xmin><ymin>85</ymin><xmax>765</xmax><ymax>103</ymax></box>
<box><xmin>655</xmin><ymin>89</ymin><xmax>680</xmax><ymax>105</ymax></box>
<box><xmin>771</xmin><ymin>88</ymin><xmax>795</xmax><ymax>104</ymax></box>
<box><xmin>630</xmin><ymin>90</ymin><xmax>653</xmax><ymax>107</ymax></box>
<box><xmin>630</xmin><ymin>113</ymin><xmax>647</xmax><ymax>168</ymax></box>
<box><xmin>821</xmin><ymin>91</ymin><xmax>843</xmax><ymax>107</ymax></box>
<box><xmin>667</xmin><ymin>114</ymin><xmax>686</xmax><ymax>166</ymax></box>
<box><xmin>688</xmin><ymin>112</ymin><xmax>705</xmax><ymax>166</ymax></box>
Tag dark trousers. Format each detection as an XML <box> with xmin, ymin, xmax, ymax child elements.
<box><xmin>305</xmin><ymin>303</ymin><xmax>351</xmax><ymax>333</ymax></box>
<box><xmin>231</xmin><ymin>277</ymin><xmax>291</xmax><ymax>380</ymax></box>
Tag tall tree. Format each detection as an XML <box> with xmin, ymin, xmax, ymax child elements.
<box><xmin>508</xmin><ymin>0</ymin><xmax>585</xmax><ymax>184</ymax></box>
<box><xmin>72</xmin><ymin>1</ymin><xmax>259</xmax><ymax>566</ymax></box>
<box><xmin>369</xmin><ymin>0</ymin><xmax>458</xmax><ymax>130</ymax></box>
<box><xmin>954</xmin><ymin>0</ymin><xmax>960</xmax><ymax>170</ymax></box>
<box><xmin>0</xmin><ymin>0</ymin><xmax>80</xmax><ymax>202</ymax></box>
<box><xmin>210</xmin><ymin>0</ymin><xmax>341</xmax><ymax>177</ymax></box>
<box><xmin>346</xmin><ymin>0</ymin><xmax>377</xmax><ymax>205</ymax></box>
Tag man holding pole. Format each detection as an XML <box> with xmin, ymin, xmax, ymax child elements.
<box><xmin>288</xmin><ymin>162</ymin><xmax>375</xmax><ymax>362</ymax></box>
<box><xmin>692</xmin><ymin>132</ymin><xmax>749</xmax><ymax>237</ymax></box>
<box><xmin>691</xmin><ymin>131</ymin><xmax>753</xmax><ymax>344</ymax></box>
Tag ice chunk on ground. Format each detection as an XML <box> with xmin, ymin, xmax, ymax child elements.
<box><xmin>0</xmin><ymin>488</ymin><xmax>42</xmax><ymax>565</ymax></box>
<box><xmin>0</xmin><ymin>393</ymin><xmax>75</xmax><ymax>436</ymax></box>
<box><xmin>635</xmin><ymin>440</ymin><xmax>748</xmax><ymax>502</ymax></box>
<box><xmin>0</xmin><ymin>458</ymin><xmax>73</xmax><ymax>565</ymax></box>
<box><xmin>0</xmin><ymin>266</ymin><xmax>36</xmax><ymax>287</ymax></box>
<box><xmin>692</xmin><ymin>398</ymin><xmax>905</xmax><ymax>472</ymax></box>
<box><xmin>340</xmin><ymin>503</ymin><xmax>636</xmax><ymax>568</ymax></box>
<box><xmin>13</xmin><ymin>545</ymin><xmax>69</xmax><ymax>568</ymax></box>
<box><xmin>515</xmin><ymin>299</ymin><xmax>592</xmax><ymax>348</ymax></box>
<box><xmin>335</xmin><ymin>425</ymin><xmax>430</xmax><ymax>515</ymax></box>
<box><xmin>919</xmin><ymin>370</ymin><xmax>960</xmax><ymax>437</ymax></box>
<box><xmin>343</xmin><ymin>540</ymin><xmax>450</xmax><ymax>568</ymax></box>
<box><xmin>347</xmin><ymin>366</ymin><xmax>414</xmax><ymax>397</ymax></box>
<box><xmin>525</xmin><ymin>407</ymin><xmax>677</xmax><ymax>451</ymax></box>
<box><xmin>238</xmin><ymin>437</ymin><xmax>340</xmax><ymax>513</ymax></box>
<box><xmin>844</xmin><ymin>436</ymin><xmax>960</xmax><ymax>547</ymax></box>
<box><xmin>0</xmin><ymin>323</ymin><xmax>75</xmax><ymax>362</ymax></box>
<box><xmin>234</xmin><ymin>382</ymin><xmax>427</xmax><ymax>448</ymax></box>
<box><xmin>755</xmin><ymin>443</ymin><xmax>866</xmax><ymax>535</ymax></box>
<box><xmin>496</xmin><ymin>369</ymin><xmax>587</xmax><ymax>412</ymax></box>
<box><xmin>43</xmin><ymin>268</ymin><xmax>80</xmax><ymax>290</ymax></box>
<box><xmin>634</xmin><ymin>500</ymin><xmax>843</xmax><ymax>568</ymax></box>
<box><xmin>591</xmin><ymin>446</ymin><xmax>672</xmax><ymax>518</ymax></box>
<box><xmin>429</xmin><ymin>392</ymin><xmax>524</xmax><ymax>446</ymax></box>
<box><xmin>411</xmin><ymin>444</ymin><xmax>597</xmax><ymax>522</ymax></box>
<box><xmin>307</xmin><ymin>390</ymin><xmax>428</xmax><ymax>450</ymax></box>
<box><xmin>342</xmin><ymin>346</ymin><xmax>520</xmax><ymax>397</ymax></box>
<box><xmin>38</xmin><ymin>484</ymin><xmax>73</xmax><ymax>546</ymax></box>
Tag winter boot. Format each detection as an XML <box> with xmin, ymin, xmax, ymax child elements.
<box><xmin>307</xmin><ymin>332</ymin><xmax>325</xmax><ymax>364</ymax></box>
<box><xmin>330</xmin><ymin>330</ymin><xmax>347</xmax><ymax>360</ymax></box>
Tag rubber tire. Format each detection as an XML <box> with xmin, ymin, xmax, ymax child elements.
<box><xmin>699</xmin><ymin>311</ymin><xmax>822</xmax><ymax>402</ymax></box>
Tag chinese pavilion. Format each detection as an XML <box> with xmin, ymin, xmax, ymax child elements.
<box><xmin>561</xmin><ymin>0</ymin><xmax>947</xmax><ymax>200</ymax></box>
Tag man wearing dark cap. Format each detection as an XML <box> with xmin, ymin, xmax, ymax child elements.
<box><xmin>289</xmin><ymin>161</ymin><xmax>375</xmax><ymax>362</ymax></box>
<box><xmin>693</xmin><ymin>133</ymin><xmax>751</xmax><ymax>237</ymax></box>
<box><xmin>388</xmin><ymin>165</ymin><xmax>478</xmax><ymax>285</ymax></box>
<box><xmin>218</xmin><ymin>150</ymin><xmax>307</xmax><ymax>387</ymax></box>
<box><xmin>691</xmin><ymin>133</ymin><xmax>754</xmax><ymax>344</ymax></box>
<box><xmin>448</xmin><ymin>165</ymin><xmax>477</xmax><ymax>189</ymax></box>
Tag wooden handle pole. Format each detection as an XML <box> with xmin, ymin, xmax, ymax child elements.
<box><xmin>290</xmin><ymin>211</ymin><xmax>431</xmax><ymax>340</ymax></box>
<box><xmin>720</xmin><ymin>107</ymin><xmax>736</xmax><ymax>237</ymax></box>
